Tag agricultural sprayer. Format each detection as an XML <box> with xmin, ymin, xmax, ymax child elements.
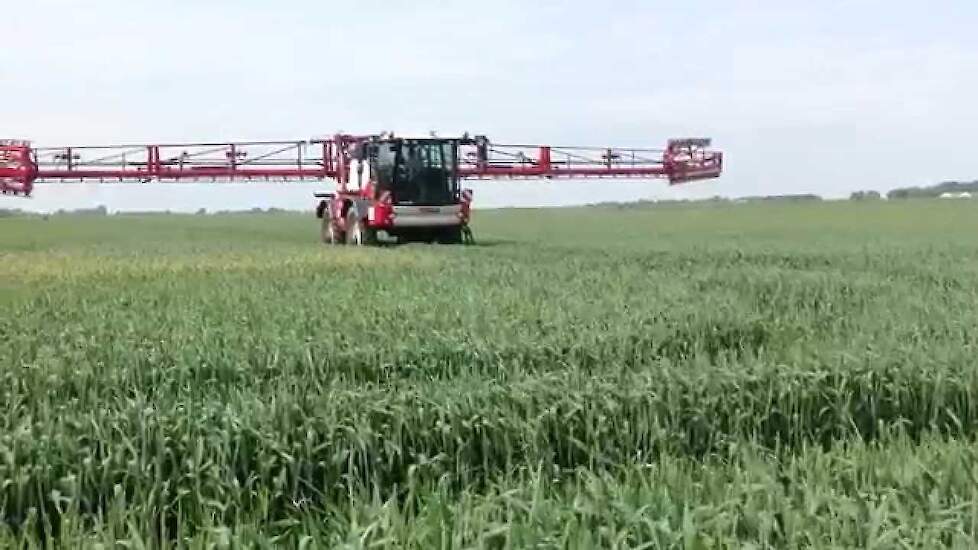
<box><xmin>0</xmin><ymin>133</ymin><xmax>722</xmax><ymax>244</ymax></box>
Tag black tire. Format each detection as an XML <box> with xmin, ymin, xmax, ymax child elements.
<box><xmin>436</xmin><ymin>226</ymin><xmax>463</xmax><ymax>245</ymax></box>
<box><xmin>321</xmin><ymin>212</ymin><xmax>345</xmax><ymax>245</ymax></box>
<box><xmin>346</xmin><ymin>211</ymin><xmax>377</xmax><ymax>246</ymax></box>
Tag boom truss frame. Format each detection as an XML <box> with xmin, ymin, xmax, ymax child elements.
<box><xmin>1</xmin><ymin>134</ymin><xmax>722</xmax><ymax>197</ymax></box>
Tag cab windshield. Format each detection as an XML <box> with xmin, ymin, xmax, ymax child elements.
<box><xmin>393</xmin><ymin>141</ymin><xmax>457</xmax><ymax>205</ymax></box>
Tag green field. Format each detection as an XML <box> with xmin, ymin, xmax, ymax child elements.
<box><xmin>3</xmin><ymin>200</ymin><xmax>978</xmax><ymax>548</ymax></box>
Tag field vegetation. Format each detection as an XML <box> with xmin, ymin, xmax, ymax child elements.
<box><xmin>2</xmin><ymin>200</ymin><xmax>978</xmax><ymax>547</ymax></box>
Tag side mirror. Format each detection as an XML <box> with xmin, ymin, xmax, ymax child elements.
<box><xmin>351</xmin><ymin>142</ymin><xmax>367</xmax><ymax>161</ymax></box>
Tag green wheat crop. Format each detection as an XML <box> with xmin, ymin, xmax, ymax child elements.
<box><xmin>1</xmin><ymin>200</ymin><xmax>978</xmax><ymax>547</ymax></box>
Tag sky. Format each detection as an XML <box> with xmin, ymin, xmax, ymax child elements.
<box><xmin>4</xmin><ymin>0</ymin><xmax>978</xmax><ymax>212</ymax></box>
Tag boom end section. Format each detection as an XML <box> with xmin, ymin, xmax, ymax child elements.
<box><xmin>0</xmin><ymin>140</ymin><xmax>36</xmax><ymax>197</ymax></box>
<box><xmin>665</xmin><ymin>138</ymin><xmax>723</xmax><ymax>185</ymax></box>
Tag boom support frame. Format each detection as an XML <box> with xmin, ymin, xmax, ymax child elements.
<box><xmin>0</xmin><ymin>134</ymin><xmax>722</xmax><ymax>197</ymax></box>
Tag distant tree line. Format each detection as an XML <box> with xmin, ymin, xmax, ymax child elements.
<box><xmin>849</xmin><ymin>190</ymin><xmax>882</xmax><ymax>201</ymax></box>
<box><xmin>591</xmin><ymin>196</ymin><xmax>732</xmax><ymax>209</ymax></box>
<box><xmin>0</xmin><ymin>205</ymin><xmax>109</xmax><ymax>218</ymax></box>
<box><xmin>591</xmin><ymin>194</ymin><xmax>824</xmax><ymax>209</ymax></box>
<box><xmin>886</xmin><ymin>180</ymin><xmax>978</xmax><ymax>200</ymax></box>
<box><xmin>0</xmin><ymin>206</ymin><xmax>311</xmax><ymax>218</ymax></box>
<box><xmin>737</xmin><ymin>194</ymin><xmax>821</xmax><ymax>202</ymax></box>
<box><xmin>56</xmin><ymin>205</ymin><xmax>108</xmax><ymax>216</ymax></box>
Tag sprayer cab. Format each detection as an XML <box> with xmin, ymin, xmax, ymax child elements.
<box><xmin>357</xmin><ymin>136</ymin><xmax>467</xmax><ymax>206</ymax></box>
<box><xmin>316</xmin><ymin>135</ymin><xmax>476</xmax><ymax>245</ymax></box>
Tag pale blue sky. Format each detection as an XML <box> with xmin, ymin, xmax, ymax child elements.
<box><xmin>4</xmin><ymin>1</ymin><xmax>978</xmax><ymax>211</ymax></box>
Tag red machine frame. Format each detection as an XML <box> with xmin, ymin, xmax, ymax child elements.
<box><xmin>0</xmin><ymin>134</ymin><xmax>722</xmax><ymax>198</ymax></box>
